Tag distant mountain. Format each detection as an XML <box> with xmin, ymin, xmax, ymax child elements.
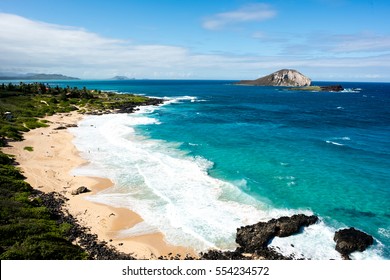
<box><xmin>0</xmin><ymin>73</ymin><xmax>79</xmax><ymax>80</ymax></box>
<box><xmin>111</xmin><ymin>76</ymin><xmax>134</xmax><ymax>80</ymax></box>
<box><xmin>236</xmin><ymin>69</ymin><xmax>311</xmax><ymax>87</ymax></box>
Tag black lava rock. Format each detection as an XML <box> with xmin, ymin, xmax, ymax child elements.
<box><xmin>334</xmin><ymin>227</ymin><xmax>374</xmax><ymax>259</ymax></box>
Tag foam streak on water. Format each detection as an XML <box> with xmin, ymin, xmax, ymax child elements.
<box><xmin>70</xmin><ymin>98</ymin><xmax>384</xmax><ymax>259</ymax></box>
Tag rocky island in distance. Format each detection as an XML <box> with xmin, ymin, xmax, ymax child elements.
<box><xmin>236</xmin><ymin>69</ymin><xmax>311</xmax><ymax>87</ymax></box>
<box><xmin>236</xmin><ymin>69</ymin><xmax>344</xmax><ymax>92</ymax></box>
<box><xmin>111</xmin><ymin>75</ymin><xmax>135</xmax><ymax>80</ymax></box>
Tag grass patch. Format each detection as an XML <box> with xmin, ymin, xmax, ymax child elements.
<box><xmin>0</xmin><ymin>151</ymin><xmax>87</xmax><ymax>259</ymax></box>
<box><xmin>290</xmin><ymin>86</ymin><xmax>322</xmax><ymax>91</ymax></box>
<box><xmin>23</xmin><ymin>146</ymin><xmax>33</xmax><ymax>152</ymax></box>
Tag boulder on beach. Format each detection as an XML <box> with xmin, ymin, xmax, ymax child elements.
<box><xmin>71</xmin><ymin>186</ymin><xmax>90</xmax><ymax>195</ymax></box>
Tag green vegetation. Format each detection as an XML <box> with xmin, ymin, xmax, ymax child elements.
<box><xmin>23</xmin><ymin>146</ymin><xmax>33</xmax><ymax>152</ymax></box>
<box><xmin>290</xmin><ymin>86</ymin><xmax>322</xmax><ymax>91</ymax></box>
<box><xmin>0</xmin><ymin>151</ymin><xmax>87</xmax><ymax>259</ymax></box>
<box><xmin>0</xmin><ymin>82</ymin><xmax>152</xmax><ymax>144</ymax></box>
<box><xmin>0</xmin><ymin>83</ymin><xmax>159</xmax><ymax>259</ymax></box>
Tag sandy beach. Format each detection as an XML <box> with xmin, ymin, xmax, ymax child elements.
<box><xmin>2</xmin><ymin>111</ymin><xmax>195</xmax><ymax>259</ymax></box>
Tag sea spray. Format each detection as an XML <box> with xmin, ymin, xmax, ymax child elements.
<box><xmin>71</xmin><ymin>111</ymin><xmax>270</xmax><ymax>250</ymax></box>
<box><xmin>71</xmin><ymin>107</ymin><xmax>304</xmax><ymax>251</ymax></box>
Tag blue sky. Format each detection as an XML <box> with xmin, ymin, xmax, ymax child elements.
<box><xmin>0</xmin><ymin>0</ymin><xmax>389</xmax><ymax>81</ymax></box>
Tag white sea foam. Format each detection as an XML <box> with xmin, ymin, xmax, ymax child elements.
<box><xmin>116</xmin><ymin>222</ymin><xmax>159</xmax><ymax>238</ymax></box>
<box><xmin>274</xmin><ymin>175</ymin><xmax>297</xmax><ymax>187</ymax></box>
<box><xmin>325</xmin><ymin>137</ymin><xmax>351</xmax><ymax>147</ymax></box>
<box><xmin>188</xmin><ymin>142</ymin><xmax>199</xmax><ymax>146</ymax></box>
<box><xmin>271</xmin><ymin>221</ymin><xmax>342</xmax><ymax>259</ymax></box>
<box><xmin>326</xmin><ymin>140</ymin><xmax>344</xmax><ymax>146</ymax></box>
<box><xmin>379</xmin><ymin>227</ymin><xmax>390</xmax><ymax>238</ymax></box>
<box><xmin>70</xmin><ymin>98</ymin><xmax>385</xmax><ymax>258</ymax></box>
<box><xmin>163</xmin><ymin>96</ymin><xmax>199</xmax><ymax>105</ymax></box>
<box><xmin>330</xmin><ymin>136</ymin><xmax>351</xmax><ymax>141</ymax></box>
<box><xmin>342</xmin><ymin>88</ymin><xmax>361</xmax><ymax>93</ymax></box>
<box><xmin>72</xmin><ymin>112</ymin><xmax>269</xmax><ymax>250</ymax></box>
<box><xmin>271</xmin><ymin>221</ymin><xmax>384</xmax><ymax>260</ymax></box>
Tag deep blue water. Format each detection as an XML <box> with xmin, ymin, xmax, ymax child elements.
<box><xmin>53</xmin><ymin>80</ymin><xmax>390</xmax><ymax>258</ymax></box>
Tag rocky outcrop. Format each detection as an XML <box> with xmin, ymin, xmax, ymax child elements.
<box><xmin>71</xmin><ymin>186</ymin><xmax>90</xmax><ymax>195</ymax></box>
<box><xmin>201</xmin><ymin>247</ymin><xmax>290</xmax><ymax>260</ymax></box>
<box><xmin>236</xmin><ymin>214</ymin><xmax>319</xmax><ymax>252</ymax></box>
<box><xmin>291</xmin><ymin>85</ymin><xmax>344</xmax><ymax>92</ymax></box>
<box><xmin>36</xmin><ymin>191</ymin><xmax>135</xmax><ymax>259</ymax></box>
<box><xmin>201</xmin><ymin>214</ymin><xmax>319</xmax><ymax>260</ymax></box>
<box><xmin>115</xmin><ymin>98</ymin><xmax>163</xmax><ymax>114</ymax></box>
<box><xmin>83</xmin><ymin>98</ymin><xmax>163</xmax><ymax>115</ymax></box>
<box><xmin>236</xmin><ymin>69</ymin><xmax>311</xmax><ymax>87</ymax></box>
<box><xmin>334</xmin><ymin>228</ymin><xmax>374</xmax><ymax>259</ymax></box>
<box><xmin>319</xmin><ymin>85</ymin><xmax>344</xmax><ymax>92</ymax></box>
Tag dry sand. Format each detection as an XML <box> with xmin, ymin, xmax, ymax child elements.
<box><xmin>2</xmin><ymin>111</ymin><xmax>195</xmax><ymax>259</ymax></box>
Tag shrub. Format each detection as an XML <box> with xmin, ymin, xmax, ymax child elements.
<box><xmin>23</xmin><ymin>146</ymin><xmax>33</xmax><ymax>152</ymax></box>
<box><xmin>0</xmin><ymin>152</ymin><xmax>87</xmax><ymax>259</ymax></box>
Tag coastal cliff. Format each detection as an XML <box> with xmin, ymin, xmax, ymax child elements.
<box><xmin>236</xmin><ymin>69</ymin><xmax>311</xmax><ymax>87</ymax></box>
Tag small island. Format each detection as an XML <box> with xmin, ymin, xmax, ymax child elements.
<box><xmin>236</xmin><ymin>69</ymin><xmax>344</xmax><ymax>91</ymax></box>
<box><xmin>111</xmin><ymin>76</ymin><xmax>134</xmax><ymax>80</ymax></box>
<box><xmin>236</xmin><ymin>69</ymin><xmax>311</xmax><ymax>87</ymax></box>
<box><xmin>291</xmin><ymin>84</ymin><xmax>344</xmax><ymax>92</ymax></box>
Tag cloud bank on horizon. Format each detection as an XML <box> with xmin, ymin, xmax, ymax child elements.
<box><xmin>0</xmin><ymin>1</ymin><xmax>389</xmax><ymax>81</ymax></box>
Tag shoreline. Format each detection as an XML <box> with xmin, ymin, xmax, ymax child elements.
<box><xmin>2</xmin><ymin>111</ymin><xmax>196</xmax><ymax>259</ymax></box>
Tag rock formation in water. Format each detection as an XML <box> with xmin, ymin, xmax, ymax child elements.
<box><xmin>201</xmin><ymin>215</ymin><xmax>376</xmax><ymax>260</ymax></box>
<box><xmin>290</xmin><ymin>84</ymin><xmax>344</xmax><ymax>92</ymax></box>
<box><xmin>201</xmin><ymin>214</ymin><xmax>319</xmax><ymax>260</ymax></box>
<box><xmin>334</xmin><ymin>227</ymin><xmax>374</xmax><ymax>259</ymax></box>
<box><xmin>236</xmin><ymin>69</ymin><xmax>311</xmax><ymax>87</ymax></box>
<box><xmin>318</xmin><ymin>85</ymin><xmax>344</xmax><ymax>92</ymax></box>
<box><xmin>235</xmin><ymin>214</ymin><xmax>319</xmax><ymax>252</ymax></box>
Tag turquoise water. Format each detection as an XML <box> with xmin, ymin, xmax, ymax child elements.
<box><xmin>55</xmin><ymin>80</ymin><xmax>389</xmax><ymax>259</ymax></box>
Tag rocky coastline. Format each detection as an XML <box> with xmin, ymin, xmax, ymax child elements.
<box><xmin>20</xmin><ymin>167</ymin><xmax>374</xmax><ymax>261</ymax></box>
<box><xmin>33</xmin><ymin>185</ymin><xmax>375</xmax><ymax>260</ymax></box>
<box><xmin>201</xmin><ymin>214</ymin><xmax>374</xmax><ymax>260</ymax></box>
<box><xmin>84</xmin><ymin>97</ymin><xmax>163</xmax><ymax>115</ymax></box>
<box><xmin>35</xmin><ymin>190</ymin><xmax>136</xmax><ymax>260</ymax></box>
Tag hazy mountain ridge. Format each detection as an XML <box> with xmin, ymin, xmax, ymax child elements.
<box><xmin>0</xmin><ymin>73</ymin><xmax>79</xmax><ymax>80</ymax></box>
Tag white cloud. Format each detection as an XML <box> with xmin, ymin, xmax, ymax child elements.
<box><xmin>327</xmin><ymin>32</ymin><xmax>390</xmax><ymax>53</ymax></box>
<box><xmin>0</xmin><ymin>12</ymin><xmax>279</xmax><ymax>79</ymax></box>
<box><xmin>0</xmin><ymin>12</ymin><xmax>389</xmax><ymax>81</ymax></box>
<box><xmin>0</xmin><ymin>13</ymin><xmax>198</xmax><ymax>78</ymax></box>
<box><xmin>202</xmin><ymin>3</ymin><xmax>276</xmax><ymax>30</ymax></box>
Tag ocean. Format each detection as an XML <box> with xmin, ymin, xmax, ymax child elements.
<box><xmin>53</xmin><ymin>80</ymin><xmax>389</xmax><ymax>259</ymax></box>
